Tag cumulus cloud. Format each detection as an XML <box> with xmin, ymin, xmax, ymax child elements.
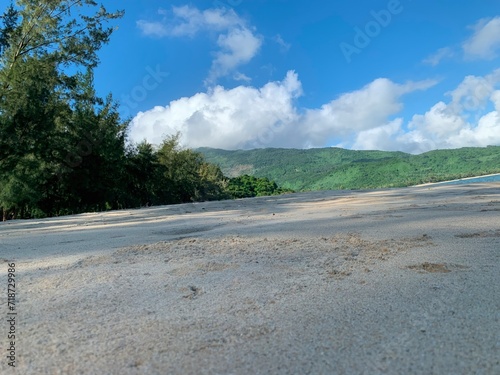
<box><xmin>137</xmin><ymin>6</ymin><xmax>262</xmax><ymax>84</ymax></box>
<box><xmin>447</xmin><ymin>74</ymin><xmax>495</xmax><ymax>112</ymax></box>
<box><xmin>398</xmin><ymin>69</ymin><xmax>500</xmax><ymax>153</ymax></box>
<box><xmin>128</xmin><ymin>68</ymin><xmax>500</xmax><ymax>153</ymax></box>
<box><xmin>463</xmin><ymin>16</ymin><xmax>500</xmax><ymax>60</ymax></box>
<box><xmin>299</xmin><ymin>78</ymin><xmax>436</xmax><ymax>147</ymax></box>
<box><xmin>128</xmin><ymin>72</ymin><xmax>437</xmax><ymax>151</ymax></box>
<box><xmin>128</xmin><ymin>71</ymin><xmax>303</xmax><ymax>149</ymax></box>
<box><xmin>352</xmin><ymin>120</ymin><xmax>405</xmax><ymax>151</ymax></box>
<box><xmin>308</xmin><ymin>70</ymin><xmax>500</xmax><ymax>153</ymax></box>
<box><xmin>315</xmin><ymin>79</ymin><xmax>440</xmax><ymax>153</ymax></box>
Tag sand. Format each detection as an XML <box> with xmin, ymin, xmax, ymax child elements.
<box><xmin>0</xmin><ymin>183</ymin><xmax>499</xmax><ymax>374</ymax></box>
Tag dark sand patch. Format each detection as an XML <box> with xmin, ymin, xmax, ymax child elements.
<box><xmin>455</xmin><ymin>229</ymin><xmax>500</xmax><ymax>238</ymax></box>
<box><xmin>407</xmin><ymin>262</ymin><xmax>451</xmax><ymax>273</ymax></box>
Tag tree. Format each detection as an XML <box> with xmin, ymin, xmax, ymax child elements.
<box><xmin>123</xmin><ymin>135</ymin><xmax>229</xmax><ymax>207</ymax></box>
<box><xmin>225</xmin><ymin>174</ymin><xmax>291</xmax><ymax>198</ymax></box>
<box><xmin>51</xmin><ymin>78</ymin><xmax>128</xmax><ymax>214</ymax></box>
<box><xmin>123</xmin><ymin>141</ymin><xmax>162</xmax><ymax>207</ymax></box>
<box><xmin>0</xmin><ymin>0</ymin><xmax>124</xmax><ymax>219</ymax></box>
<box><xmin>196</xmin><ymin>161</ymin><xmax>228</xmax><ymax>201</ymax></box>
<box><xmin>0</xmin><ymin>2</ymin><xmax>18</xmax><ymax>55</ymax></box>
<box><xmin>156</xmin><ymin>133</ymin><xmax>215</xmax><ymax>203</ymax></box>
<box><xmin>1</xmin><ymin>1</ymin><xmax>123</xmax><ymax>81</ymax></box>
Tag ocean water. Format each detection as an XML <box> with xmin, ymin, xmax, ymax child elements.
<box><xmin>438</xmin><ymin>174</ymin><xmax>500</xmax><ymax>186</ymax></box>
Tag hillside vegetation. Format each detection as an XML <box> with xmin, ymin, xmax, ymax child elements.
<box><xmin>197</xmin><ymin>146</ymin><xmax>500</xmax><ymax>191</ymax></box>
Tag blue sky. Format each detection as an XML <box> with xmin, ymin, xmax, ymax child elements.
<box><xmin>51</xmin><ymin>1</ymin><xmax>500</xmax><ymax>152</ymax></box>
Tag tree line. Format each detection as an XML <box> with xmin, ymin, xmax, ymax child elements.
<box><xmin>0</xmin><ymin>1</ymin><xmax>290</xmax><ymax>221</ymax></box>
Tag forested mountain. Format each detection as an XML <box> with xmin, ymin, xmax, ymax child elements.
<box><xmin>198</xmin><ymin>146</ymin><xmax>500</xmax><ymax>191</ymax></box>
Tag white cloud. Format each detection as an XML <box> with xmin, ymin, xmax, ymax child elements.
<box><xmin>128</xmin><ymin>72</ymin><xmax>436</xmax><ymax>150</ymax></box>
<box><xmin>233</xmin><ymin>72</ymin><xmax>252</xmax><ymax>82</ymax></box>
<box><xmin>492</xmin><ymin>90</ymin><xmax>500</xmax><ymax>111</ymax></box>
<box><xmin>136</xmin><ymin>7</ymin><xmax>215</xmax><ymax>37</ymax></box>
<box><xmin>299</xmin><ymin>78</ymin><xmax>437</xmax><ymax>147</ymax></box>
<box><xmin>347</xmin><ymin>70</ymin><xmax>500</xmax><ymax>153</ymax></box>
<box><xmin>402</xmin><ymin>102</ymin><xmax>468</xmax><ymax>152</ymax></box>
<box><xmin>166</xmin><ymin>6</ymin><xmax>242</xmax><ymax>37</ymax></box>
<box><xmin>398</xmin><ymin>69</ymin><xmax>500</xmax><ymax>152</ymax></box>
<box><xmin>423</xmin><ymin>47</ymin><xmax>454</xmax><ymax>66</ymax></box>
<box><xmin>137</xmin><ymin>6</ymin><xmax>262</xmax><ymax>83</ymax></box>
<box><xmin>128</xmin><ymin>71</ymin><xmax>303</xmax><ymax>149</ymax></box>
<box><xmin>128</xmin><ymin>65</ymin><xmax>500</xmax><ymax>154</ymax></box>
<box><xmin>463</xmin><ymin>16</ymin><xmax>500</xmax><ymax>60</ymax></box>
<box><xmin>208</xmin><ymin>27</ymin><xmax>262</xmax><ymax>84</ymax></box>
<box><xmin>447</xmin><ymin>74</ymin><xmax>495</xmax><ymax>112</ymax></box>
<box><xmin>352</xmin><ymin>120</ymin><xmax>405</xmax><ymax>151</ymax></box>
<box><xmin>448</xmin><ymin>110</ymin><xmax>500</xmax><ymax>147</ymax></box>
<box><xmin>136</xmin><ymin>20</ymin><xmax>168</xmax><ymax>37</ymax></box>
<box><xmin>421</xmin><ymin>17</ymin><xmax>500</xmax><ymax>65</ymax></box>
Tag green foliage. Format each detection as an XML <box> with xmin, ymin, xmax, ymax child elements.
<box><xmin>198</xmin><ymin>146</ymin><xmax>500</xmax><ymax>191</ymax></box>
<box><xmin>226</xmin><ymin>174</ymin><xmax>293</xmax><ymax>198</ymax></box>
<box><xmin>0</xmin><ymin>0</ymin><xmax>123</xmax><ymax>74</ymax></box>
<box><xmin>0</xmin><ymin>2</ymin><xmax>18</xmax><ymax>55</ymax></box>
<box><xmin>0</xmin><ymin>0</ymin><xmax>126</xmax><ymax>219</ymax></box>
<box><xmin>197</xmin><ymin>161</ymin><xmax>230</xmax><ymax>201</ymax></box>
<box><xmin>123</xmin><ymin>141</ymin><xmax>162</xmax><ymax>207</ymax></box>
<box><xmin>122</xmin><ymin>135</ymin><xmax>234</xmax><ymax>206</ymax></box>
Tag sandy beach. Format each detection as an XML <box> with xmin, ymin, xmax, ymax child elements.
<box><xmin>1</xmin><ymin>183</ymin><xmax>499</xmax><ymax>374</ymax></box>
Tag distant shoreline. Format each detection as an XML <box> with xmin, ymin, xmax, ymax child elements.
<box><xmin>414</xmin><ymin>172</ymin><xmax>500</xmax><ymax>187</ymax></box>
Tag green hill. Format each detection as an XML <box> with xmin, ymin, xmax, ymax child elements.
<box><xmin>197</xmin><ymin>146</ymin><xmax>500</xmax><ymax>191</ymax></box>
